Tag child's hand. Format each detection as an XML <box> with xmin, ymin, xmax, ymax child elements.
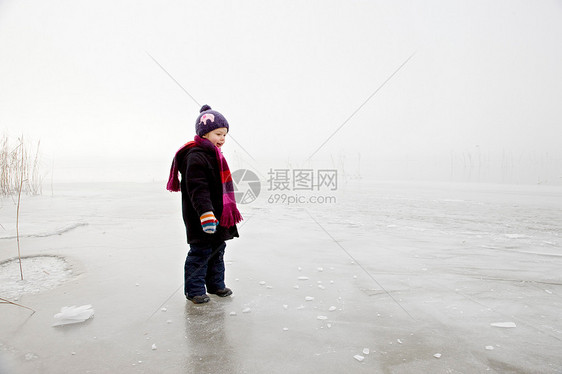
<box><xmin>200</xmin><ymin>211</ymin><xmax>218</xmax><ymax>234</ymax></box>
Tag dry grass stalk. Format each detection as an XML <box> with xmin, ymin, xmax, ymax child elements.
<box><xmin>0</xmin><ymin>134</ymin><xmax>42</xmax><ymax>197</ymax></box>
<box><xmin>16</xmin><ymin>136</ymin><xmax>24</xmax><ymax>280</ymax></box>
<box><xmin>0</xmin><ymin>296</ymin><xmax>36</xmax><ymax>314</ymax></box>
<box><xmin>1</xmin><ymin>134</ymin><xmax>43</xmax><ymax>281</ymax></box>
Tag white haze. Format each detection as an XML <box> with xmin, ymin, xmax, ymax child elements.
<box><xmin>0</xmin><ymin>0</ymin><xmax>561</xmax><ymax>184</ymax></box>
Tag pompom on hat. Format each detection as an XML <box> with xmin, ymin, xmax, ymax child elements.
<box><xmin>195</xmin><ymin>104</ymin><xmax>229</xmax><ymax>137</ymax></box>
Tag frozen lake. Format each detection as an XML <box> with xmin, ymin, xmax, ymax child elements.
<box><xmin>0</xmin><ymin>181</ymin><xmax>561</xmax><ymax>373</ymax></box>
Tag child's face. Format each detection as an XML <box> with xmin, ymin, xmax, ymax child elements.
<box><xmin>203</xmin><ymin>127</ymin><xmax>228</xmax><ymax>148</ymax></box>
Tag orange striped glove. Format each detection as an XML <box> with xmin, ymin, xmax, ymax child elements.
<box><xmin>200</xmin><ymin>211</ymin><xmax>218</xmax><ymax>234</ymax></box>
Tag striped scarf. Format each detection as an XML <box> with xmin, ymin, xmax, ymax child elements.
<box><xmin>166</xmin><ymin>135</ymin><xmax>243</xmax><ymax>228</ymax></box>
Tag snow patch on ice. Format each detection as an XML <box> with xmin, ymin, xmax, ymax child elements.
<box><xmin>0</xmin><ymin>256</ymin><xmax>74</xmax><ymax>299</ymax></box>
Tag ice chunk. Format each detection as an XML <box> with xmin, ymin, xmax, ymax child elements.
<box><xmin>298</xmin><ymin>276</ymin><xmax>309</xmax><ymax>280</ymax></box>
<box><xmin>53</xmin><ymin>305</ymin><xmax>94</xmax><ymax>326</ymax></box>
<box><xmin>362</xmin><ymin>348</ymin><xmax>370</xmax><ymax>355</ymax></box>
<box><xmin>317</xmin><ymin>316</ymin><xmax>328</xmax><ymax>320</ymax></box>
<box><xmin>490</xmin><ymin>322</ymin><xmax>516</xmax><ymax>328</ymax></box>
<box><xmin>485</xmin><ymin>346</ymin><xmax>494</xmax><ymax>350</ymax></box>
<box><xmin>505</xmin><ymin>234</ymin><xmax>530</xmax><ymax>239</ymax></box>
<box><xmin>229</xmin><ymin>312</ymin><xmax>237</xmax><ymax>316</ymax></box>
<box><xmin>305</xmin><ymin>296</ymin><xmax>314</xmax><ymax>301</ymax></box>
<box><xmin>293</xmin><ymin>285</ymin><xmax>300</xmax><ymax>289</ymax></box>
<box><xmin>161</xmin><ymin>307</ymin><xmax>167</xmax><ymax>312</ymax></box>
<box><xmin>242</xmin><ymin>307</ymin><xmax>251</xmax><ymax>313</ymax></box>
<box><xmin>353</xmin><ymin>355</ymin><xmax>365</xmax><ymax>362</ymax></box>
<box><xmin>283</xmin><ymin>304</ymin><xmax>289</xmax><ymax>310</ymax></box>
<box><xmin>259</xmin><ymin>281</ymin><xmax>266</xmax><ymax>285</ymax></box>
<box><xmin>433</xmin><ymin>353</ymin><xmax>442</xmax><ymax>358</ymax></box>
<box><xmin>397</xmin><ymin>339</ymin><xmax>403</xmax><ymax>344</ymax></box>
<box><xmin>329</xmin><ymin>306</ymin><xmax>337</xmax><ymax>312</ymax></box>
<box><xmin>318</xmin><ymin>285</ymin><xmax>325</xmax><ymax>290</ymax></box>
<box><xmin>317</xmin><ymin>267</ymin><xmax>324</xmax><ymax>272</ymax></box>
<box><xmin>151</xmin><ymin>344</ymin><xmax>157</xmax><ymax>350</ymax></box>
<box><xmin>283</xmin><ymin>327</ymin><xmax>289</xmax><ymax>331</ymax></box>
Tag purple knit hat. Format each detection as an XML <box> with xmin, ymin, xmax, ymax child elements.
<box><xmin>195</xmin><ymin>104</ymin><xmax>229</xmax><ymax>137</ymax></box>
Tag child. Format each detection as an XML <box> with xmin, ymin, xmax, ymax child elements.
<box><xmin>167</xmin><ymin>104</ymin><xmax>242</xmax><ymax>304</ymax></box>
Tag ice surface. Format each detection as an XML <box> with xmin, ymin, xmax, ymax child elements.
<box><xmin>1</xmin><ymin>181</ymin><xmax>561</xmax><ymax>374</ymax></box>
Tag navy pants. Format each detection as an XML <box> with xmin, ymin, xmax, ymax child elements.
<box><xmin>184</xmin><ymin>241</ymin><xmax>226</xmax><ymax>298</ymax></box>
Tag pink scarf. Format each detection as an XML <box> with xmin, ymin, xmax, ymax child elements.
<box><xmin>167</xmin><ymin>136</ymin><xmax>242</xmax><ymax>228</ymax></box>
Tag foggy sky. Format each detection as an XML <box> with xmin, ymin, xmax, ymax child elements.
<box><xmin>1</xmin><ymin>0</ymin><xmax>561</xmax><ymax>183</ymax></box>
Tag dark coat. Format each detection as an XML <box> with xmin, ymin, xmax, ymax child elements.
<box><xmin>179</xmin><ymin>145</ymin><xmax>239</xmax><ymax>245</ymax></box>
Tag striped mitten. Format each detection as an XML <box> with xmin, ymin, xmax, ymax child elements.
<box><xmin>200</xmin><ymin>211</ymin><xmax>218</xmax><ymax>234</ymax></box>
